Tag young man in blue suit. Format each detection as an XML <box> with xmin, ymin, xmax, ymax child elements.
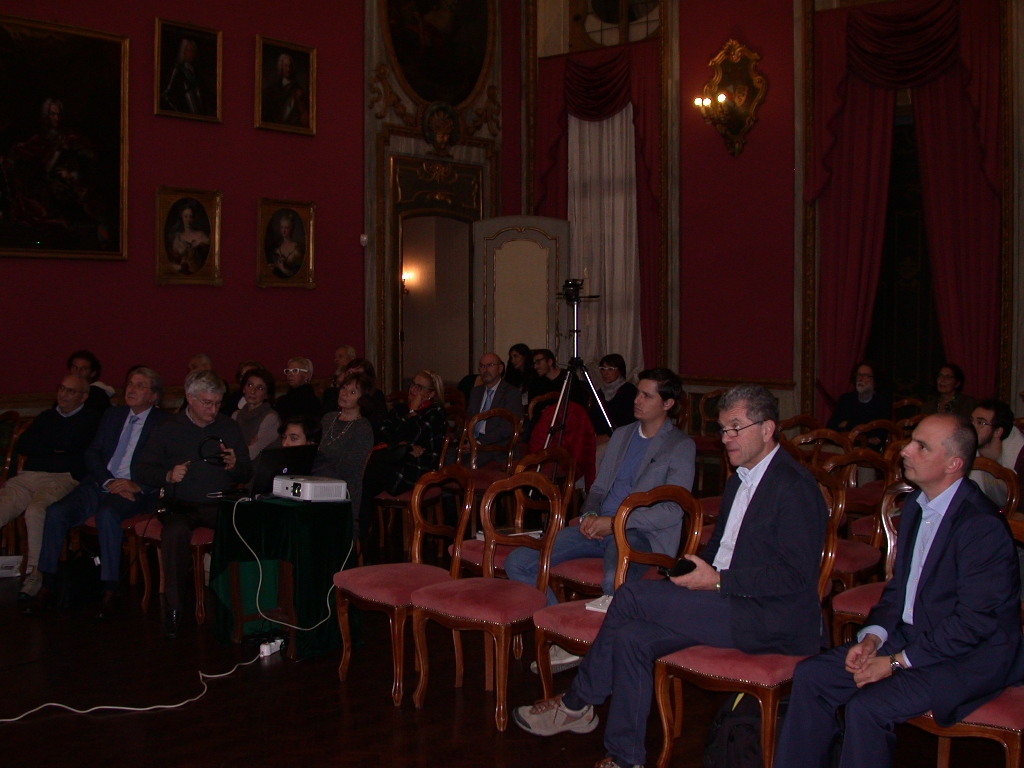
<box><xmin>34</xmin><ymin>367</ymin><xmax>168</xmax><ymax>617</ymax></box>
<box><xmin>775</xmin><ymin>413</ymin><xmax>1024</xmax><ymax>768</ymax></box>
<box><xmin>514</xmin><ymin>384</ymin><xmax>828</xmax><ymax>768</ymax></box>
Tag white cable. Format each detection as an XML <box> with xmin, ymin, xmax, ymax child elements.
<box><xmin>0</xmin><ymin>653</ymin><xmax>261</xmax><ymax>723</ymax></box>
<box><xmin>230</xmin><ymin>497</ymin><xmax>353</xmax><ymax>633</ymax></box>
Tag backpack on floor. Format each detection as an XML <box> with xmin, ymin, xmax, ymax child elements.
<box><xmin>703</xmin><ymin>692</ymin><xmax>775</xmax><ymax>768</ymax></box>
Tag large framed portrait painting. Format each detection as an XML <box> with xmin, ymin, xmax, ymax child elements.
<box><xmin>156</xmin><ymin>187</ymin><xmax>222</xmax><ymax>286</ymax></box>
<box><xmin>257</xmin><ymin>199</ymin><xmax>315</xmax><ymax>288</ymax></box>
<box><xmin>255</xmin><ymin>36</ymin><xmax>316</xmax><ymax>135</ymax></box>
<box><xmin>0</xmin><ymin>17</ymin><xmax>128</xmax><ymax>259</ymax></box>
<box><xmin>154</xmin><ymin>19</ymin><xmax>222</xmax><ymax>122</ymax></box>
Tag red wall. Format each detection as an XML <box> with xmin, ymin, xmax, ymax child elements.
<box><xmin>678</xmin><ymin>0</ymin><xmax>795</xmax><ymax>382</ymax></box>
<box><xmin>0</xmin><ymin>1</ymin><xmax>365</xmax><ymax>394</ymax></box>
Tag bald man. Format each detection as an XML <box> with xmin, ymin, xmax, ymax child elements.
<box><xmin>467</xmin><ymin>353</ymin><xmax>523</xmax><ymax>465</ymax></box>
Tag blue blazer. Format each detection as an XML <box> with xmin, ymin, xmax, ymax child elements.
<box><xmin>701</xmin><ymin>446</ymin><xmax>828</xmax><ymax>656</ymax></box>
<box><xmin>83</xmin><ymin>406</ymin><xmax>168</xmax><ymax>493</ymax></box>
<box><xmin>864</xmin><ymin>478</ymin><xmax>1024</xmax><ymax>726</ymax></box>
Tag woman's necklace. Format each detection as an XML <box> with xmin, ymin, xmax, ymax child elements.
<box><xmin>323</xmin><ymin>415</ymin><xmax>355</xmax><ymax>448</ymax></box>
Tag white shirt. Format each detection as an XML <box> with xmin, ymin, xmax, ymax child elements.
<box><xmin>969</xmin><ymin>426</ymin><xmax>1024</xmax><ymax>508</ymax></box>
<box><xmin>712</xmin><ymin>444</ymin><xmax>780</xmax><ymax>571</ymax></box>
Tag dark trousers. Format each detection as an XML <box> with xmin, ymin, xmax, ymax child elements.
<box><xmin>161</xmin><ymin>503</ymin><xmax>217</xmax><ymax>610</ymax></box>
<box><xmin>38</xmin><ymin>482</ymin><xmax>153</xmax><ymax>584</ymax></box>
<box><xmin>568</xmin><ymin>579</ymin><xmax>735</xmax><ymax>766</ymax></box>
<box><xmin>774</xmin><ymin>644</ymin><xmax>932</xmax><ymax>768</ymax></box>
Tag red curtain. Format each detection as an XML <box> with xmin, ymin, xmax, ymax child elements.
<box><xmin>808</xmin><ymin>0</ymin><xmax>1002</xmax><ymax>417</ymax></box>
<box><xmin>535</xmin><ymin>38</ymin><xmax>662</xmax><ymax>367</ymax></box>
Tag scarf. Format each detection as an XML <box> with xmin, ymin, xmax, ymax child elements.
<box><xmin>600</xmin><ymin>375</ymin><xmax>627</xmax><ymax>402</ymax></box>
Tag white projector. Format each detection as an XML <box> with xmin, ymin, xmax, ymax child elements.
<box><xmin>272</xmin><ymin>475</ymin><xmax>349</xmax><ymax>502</ymax></box>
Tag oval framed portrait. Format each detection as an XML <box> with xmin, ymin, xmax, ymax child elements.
<box><xmin>155</xmin><ymin>187</ymin><xmax>221</xmax><ymax>285</ymax></box>
<box><xmin>257</xmin><ymin>198</ymin><xmax>315</xmax><ymax>288</ymax></box>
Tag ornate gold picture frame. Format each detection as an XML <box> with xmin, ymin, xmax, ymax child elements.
<box><xmin>254</xmin><ymin>36</ymin><xmax>316</xmax><ymax>135</ymax></box>
<box><xmin>257</xmin><ymin>198</ymin><xmax>315</xmax><ymax>288</ymax></box>
<box><xmin>154</xmin><ymin>19</ymin><xmax>222</xmax><ymax>123</ymax></box>
<box><xmin>155</xmin><ymin>186</ymin><xmax>222</xmax><ymax>286</ymax></box>
<box><xmin>0</xmin><ymin>16</ymin><xmax>128</xmax><ymax>260</ymax></box>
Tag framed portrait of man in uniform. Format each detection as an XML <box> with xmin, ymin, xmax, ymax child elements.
<box><xmin>254</xmin><ymin>36</ymin><xmax>316</xmax><ymax>136</ymax></box>
<box><xmin>154</xmin><ymin>19</ymin><xmax>222</xmax><ymax>123</ymax></box>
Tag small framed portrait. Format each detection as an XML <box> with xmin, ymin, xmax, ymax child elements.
<box><xmin>255</xmin><ymin>36</ymin><xmax>316</xmax><ymax>135</ymax></box>
<box><xmin>257</xmin><ymin>199</ymin><xmax>315</xmax><ymax>288</ymax></box>
<box><xmin>155</xmin><ymin>187</ymin><xmax>222</xmax><ymax>286</ymax></box>
<box><xmin>0</xmin><ymin>16</ymin><xmax>128</xmax><ymax>260</ymax></box>
<box><xmin>154</xmin><ymin>19</ymin><xmax>222</xmax><ymax>122</ymax></box>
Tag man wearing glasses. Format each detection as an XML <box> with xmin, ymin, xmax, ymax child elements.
<box><xmin>1</xmin><ymin>375</ymin><xmax>101</xmax><ymax>601</ymax></box>
<box><xmin>467</xmin><ymin>353</ymin><xmax>523</xmax><ymax>466</ymax></box>
<box><xmin>514</xmin><ymin>383</ymin><xmax>827</xmax><ymax>768</ymax></box>
<box><xmin>968</xmin><ymin>399</ymin><xmax>1024</xmax><ymax>508</ymax></box>
<box><xmin>273</xmin><ymin>355</ymin><xmax>320</xmax><ymax>423</ymax></box>
<box><xmin>136</xmin><ymin>370</ymin><xmax>251</xmax><ymax>638</ymax></box>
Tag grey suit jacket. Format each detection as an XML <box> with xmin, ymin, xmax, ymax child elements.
<box><xmin>468</xmin><ymin>379</ymin><xmax>524</xmax><ymax>447</ymax></box>
<box><xmin>581</xmin><ymin>419</ymin><xmax>696</xmax><ymax>555</ymax></box>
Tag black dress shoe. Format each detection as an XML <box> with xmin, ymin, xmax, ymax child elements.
<box><xmin>164</xmin><ymin>609</ymin><xmax>182</xmax><ymax>639</ymax></box>
<box><xmin>97</xmin><ymin>590</ymin><xmax>118</xmax><ymax>620</ymax></box>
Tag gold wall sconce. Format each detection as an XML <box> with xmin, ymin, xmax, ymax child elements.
<box><xmin>694</xmin><ymin>39</ymin><xmax>767</xmax><ymax>156</ymax></box>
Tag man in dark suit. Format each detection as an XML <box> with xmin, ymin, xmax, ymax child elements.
<box><xmin>467</xmin><ymin>353</ymin><xmax>523</xmax><ymax>465</ymax></box>
<box><xmin>775</xmin><ymin>413</ymin><xmax>1024</xmax><ymax>768</ymax></box>
<box><xmin>514</xmin><ymin>383</ymin><xmax>828</xmax><ymax>768</ymax></box>
<box><xmin>35</xmin><ymin>367</ymin><xmax>168</xmax><ymax>617</ymax></box>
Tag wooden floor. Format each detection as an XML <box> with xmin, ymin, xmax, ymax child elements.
<box><xmin>0</xmin><ymin>573</ymin><xmax>1006</xmax><ymax>768</ymax></box>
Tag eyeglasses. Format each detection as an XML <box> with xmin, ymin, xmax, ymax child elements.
<box><xmin>58</xmin><ymin>385</ymin><xmax>88</xmax><ymax>395</ymax></box>
<box><xmin>855</xmin><ymin>373</ymin><xmax>874</xmax><ymax>380</ymax></box>
<box><xmin>479</xmin><ymin>362</ymin><xmax>501</xmax><ymax>369</ymax></box>
<box><xmin>718</xmin><ymin>421</ymin><xmax>764</xmax><ymax>438</ymax></box>
<box><xmin>971</xmin><ymin>418</ymin><xmax>993</xmax><ymax>428</ymax></box>
<box><xmin>283</xmin><ymin>368</ymin><xmax>309</xmax><ymax>375</ymax></box>
<box><xmin>598</xmin><ymin>366</ymin><xmax>619</xmax><ymax>372</ymax></box>
<box><xmin>409</xmin><ymin>381</ymin><xmax>433</xmax><ymax>392</ymax></box>
<box><xmin>193</xmin><ymin>397</ymin><xmax>221</xmax><ymax>409</ymax></box>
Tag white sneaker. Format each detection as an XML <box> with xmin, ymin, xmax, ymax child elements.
<box><xmin>513</xmin><ymin>694</ymin><xmax>598</xmax><ymax>736</ymax></box>
<box><xmin>585</xmin><ymin>594</ymin><xmax>613</xmax><ymax>613</ymax></box>
<box><xmin>530</xmin><ymin>644</ymin><xmax>582</xmax><ymax>674</ymax></box>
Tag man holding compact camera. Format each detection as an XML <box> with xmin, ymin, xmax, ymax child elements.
<box><xmin>136</xmin><ymin>369</ymin><xmax>251</xmax><ymax>638</ymax></box>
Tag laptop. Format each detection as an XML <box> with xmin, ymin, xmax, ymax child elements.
<box><xmin>247</xmin><ymin>444</ymin><xmax>318</xmax><ymax>496</ymax></box>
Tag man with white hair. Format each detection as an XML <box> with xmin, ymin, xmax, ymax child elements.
<box><xmin>136</xmin><ymin>370</ymin><xmax>251</xmax><ymax>638</ymax></box>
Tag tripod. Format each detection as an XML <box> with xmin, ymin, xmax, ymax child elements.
<box><xmin>542</xmin><ymin>279</ymin><xmax>613</xmax><ymax>452</ymax></box>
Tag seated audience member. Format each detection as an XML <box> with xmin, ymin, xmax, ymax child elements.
<box><xmin>35</xmin><ymin>368</ymin><xmax>167</xmax><ymax>616</ymax></box>
<box><xmin>67</xmin><ymin>349</ymin><xmax>113</xmax><ymax>413</ymax></box>
<box><xmin>515</xmin><ymin>383</ymin><xmax>828</xmax><ymax>768</ymax></box>
<box><xmin>274</xmin><ymin>356</ymin><xmax>320</xmax><ymax>422</ymax></box>
<box><xmin>529</xmin><ymin>399</ymin><xmax>597</xmax><ymax>491</ymax></box>
<box><xmin>969</xmin><ymin>398</ymin><xmax>1023</xmax><ymax>508</ymax></box>
<box><xmin>2</xmin><ymin>375</ymin><xmax>101</xmax><ymax>599</ymax></box>
<box><xmin>232</xmin><ymin>368</ymin><xmax>281</xmax><ymax>460</ymax></box>
<box><xmin>504</xmin><ymin>342</ymin><xmax>535</xmax><ymax>406</ymax></box>
<box><xmin>468</xmin><ymin>353</ymin><xmax>524</xmax><ymax>466</ymax></box>
<box><xmin>590</xmin><ymin>353</ymin><xmax>638</xmax><ymax>439</ymax></box>
<box><xmin>135</xmin><ymin>370</ymin><xmax>251</xmax><ymax>639</ymax></box>
<box><xmin>320</xmin><ymin>345</ymin><xmax>357</xmax><ymax>414</ymax></box>
<box><xmin>313</xmin><ymin>372</ymin><xmax>375</xmax><ymax>538</ymax></box>
<box><xmin>279</xmin><ymin>415</ymin><xmax>321</xmax><ymax>447</ymax></box>
<box><xmin>220</xmin><ymin>360</ymin><xmax>262</xmax><ymax>416</ymax></box>
<box><xmin>528</xmin><ymin>349</ymin><xmax>566</xmax><ymax>404</ymax></box>
<box><xmin>775</xmin><ymin>413</ymin><xmax>1024</xmax><ymax>768</ymax></box>
<box><xmin>343</xmin><ymin>358</ymin><xmax>388</xmax><ymax>434</ymax></box>
<box><xmin>826</xmin><ymin>360</ymin><xmax>893</xmax><ymax>449</ymax></box>
<box><xmin>188</xmin><ymin>353</ymin><xmax>213</xmax><ymax>373</ymax></box>
<box><xmin>334</xmin><ymin>344</ymin><xmax>356</xmax><ymax>372</ymax></box>
<box><xmin>922</xmin><ymin>363</ymin><xmax>976</xmax><ymax>417</ymax></box>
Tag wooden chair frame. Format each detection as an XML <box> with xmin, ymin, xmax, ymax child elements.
<box><xmin>793</xmin><ymin>429</ymin><xmax>853</xmax><ymax>466</ymax></box>
<box><xmin>849</xmin><ymin>419</ymin><xmax>903</xmax><ymax>451</ymax></box>
<box><xmin>971</xmin><ymin>456</ymin><xmax>1020</xmax><ymax>518</ymax></box>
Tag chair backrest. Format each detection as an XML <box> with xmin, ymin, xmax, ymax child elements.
<box><xmin>438</xmin><ymin>405</ymin><xmax>468</xmax><ymax>468</ymax></box>
<box><xmin>971</xmin><ymin>456</ymin><xmax>1020</xmax><ymax>518</ymax></box>
<box><xmin>478</xmin><ymin>472</ymin><xmax>566</xmax><ymax>591</ymax></box>
<box><xmin>409</xmin><ymin>464</ymin><xmax>476</xmax><ymax>575</ymax></box>
<box><xmin>698</xmin><ymin>389</ymin><xmax>728</xmax><ymax>436</ymax></box>
<box><xmin>897</xmin><ymin>413</ymin><xmax>924</xmax><ymax>435</ymax></box>
<box><xmin>793</xmin><ymin>428</ymin><xmax>852</xmax><ymax>466</ymax></box>
<box><xmin>443</xmin><ymin>385</ymin><xmax>466</xmax><ymax>411</ymax></box>
<box><xmin>849</xmin><ymin>419</ymin><xmax>903</xmax><ymax>451</ymax></box>
<box><xmin>778</xmin><ymin>414</ymin><xmax>822</xmax><ymax>441</ymax></box>
<box><xmin>9</xmin><ymin>418</ymin><xmax>33</xmax><ymax>479</ymax></box>
<box><xmin>822</xmin><ymin>448</ymin><xmax>891</xmax><ymax>489</ymax></box>
<box><xmin>892</xmin><ymin>397</ymin><xmax>923</xmax><ymax>421</ymax></box>
<box><xmin>610</xmin><ymin>486</ymin><xmax>704</xmax><ymax>589</ymax></box>
<box><xmin>514</xmin><ymin>446</ymin><xmax>577</xmax><ymax>524</ymax></box>
<box><xmin>673</xmin><ymin>390</ymin><xmax>691</xmax><ymax>433</ymax></box>
<box><xmin>386</xmin><ymin>390</ymin><xmax>405</xmax><ymax>407</ymax></box>
<box><xmin>0</xmin><ymin>411</ymin><xmax>22</xmax><ymax>487</ymax></box>
<box><xmin>879</xmin><ymin>480</ymin><xmax>915</xmax><ymax>580</ymax></box>
<box><xmin>460</xmin><ymin>408</ymin><xmax>521</xmax><ymax>471</ymax></box>
<box><xmin>807</xmin><ymin>464</ymin><xmax>844</xmax><ymax>600</ymax></box>
<box><xmin>527</xmin><ymin>391</ymin><xmax>559</xmax><ymax>422</ymax></box>
<box><xmin>883</xmin><ymin>437</ymin><xmax>910</xmax><ymax>482</ymax></box>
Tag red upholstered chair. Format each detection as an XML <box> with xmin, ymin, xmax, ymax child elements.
<box><xmin>778</xmin><ymin>414</ymin><xmax>822</xmax><ymax>441</ymax></box>
<box><xmin>74</xmin><ymin>512</ymin><xmax>154</xmax><ymax>586</ymax></box>
<box><xmin>823</xmin><ymin>449</ymin><xmax>891</xmax><ymax>543</ymax></box>
<box><xmin>0</xmin><ymin>410</ymin><xmax>22</xmax><ymax>491</ymax></box>
<box><xmin>693</xmin><ymin>389</ymin><xmax>728</xmax><ymax>494</ymax></box>
<box><xmin>532</xmin><ymin>486</ymin><xmax>703</xmax><ymax>700</ymax></box>
<box><xmin>333</xmin><ymin>464</ymin><xmax>475</xmax><ymax>706</ymax></box>
<box><xmin>135</xmin><ymin>516</ymin><xmax>214</xmax><ymax>625</ymax></box>
<box><xmin>651</xmin><ymin>473</ymin><xmax>842</xmax><ymax>768</ymax></box>
<box><xmin>849</xmin><ymin>419</ymin><xmax>903</xmax><ymax>452</ymax></box>
<box><xmin>0</xmin><ymin>421</ymin><xmax>33</xmax><ymax>574</ymax></box>
<box><xmin>898</xmin><ymin>413</ymin><xmax>925</xmax><ymax>436</ymax></box>
<box><xmin>905</xmin><ymin>517</ymin><xmax>1024</xmax><ymax>768</ymax></box>
<box><xmin>831</xmin><ymin>480</ymin><xmax>912</xmax><ymax>645</ymax></box>
<box><xmin>410</xmin><ymin>472</ymin><xmax>567</xmax><ymax>731</ymax></box>
<box><xmin>892</xmin><ymin>397</ymin><xmax>923</xmax><ymax>421</ymax></box>
<box><xmin>673</xmin><ymin>390</ymin><xmax>691</xmax><ymax>433</ymax></box>
<box><xmin>971</xmin><ymin>456</ymin><xmax>1020</xmax><ymax>518</ymax></box>
<box><xmin>457</xmin><ymin>447</ymin><xmax>575</xmax><ymax>578</ymax></box>
<box><xmin>792</xmin><ymin>429</ymin><xmax>852</xmax><ymax>467</ymax></box>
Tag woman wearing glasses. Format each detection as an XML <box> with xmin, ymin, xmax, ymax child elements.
<box><xmin>589</xmin><ymin>353</ymin><xmax>638</xmax><ymax>440</ymax></box>
<box><xmin>922</xmin><ymin>363</ymin><xmax>976</xmax><ymax>418</ymax></box>
<box><xmin>231</xmin><ymin>368</ymin><xmax>281</xmax><ymax>460</ymax></box>
<box><xmin>274</xmin><ymin>356</ymin><xmax>321</xmax><ymax>423</ymax></box>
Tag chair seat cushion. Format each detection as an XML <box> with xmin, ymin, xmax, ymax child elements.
<box><xmin>84</xmin><ymin>512</ymin><xmax>154</xmax><ymax>531</ymax></box>
<box><xmin>412</xmin><ymin>578</ymin><xmax>546</xmax><ymax>625</ymax></box>
<box><xmin>533</xmin><ymin>600</ymin><xmax>604</xmax><ymax>645</ymax></box>
<box><xmin>832</xmin><ymin>581</ymin><xmax>887</xmax><ymax>619</ymax></box>
<box><xmin>658</xmin><ymin>645</ymin><xmax>806</xmax><ymax>687</ymax></box>
<box><xmin>958</xmin><ymin>685</ymin><xmax>1024</xmax><ymax>730</ymax></box>
<box><xmin>549</xmin><ymin>558</ymin><xmax>660</xmax><ymax>588</ymax></box>
<box><xmin>334</xmin><ymin>562</ymin><xmax>451</xmax><ymax>607</ymax></box>
<box><xmin>847</xmin><ymin>482</ymin><xmax>883</xmax><ymax>509</ymax></box>
<box><xmin>699</xmin><ymin>496</ymin><xmax>721</xmax><ymax>521</ymax></box>
<box><xmin>134</xmin><ymin>517</ymin><xmax>213</xmax><ymax>546</ymax></box>
<box><xmin>455</xmin><ymin>539</ymin><xmax>512</xmax><ymax>571</ymax></box>
<box><xmin>375</xmin><ymin>486</ymin><xmax>442</xmax><ymax>505</ymax></box>
<box><xmin>849</xmin><ymin>515</ymin><xmax>877</xmax><ymax>540</ymax></box>
<box><xmin>468</xmin><ymin>467</ymin><xmax>510</xmax><ymax>489</ymax></box>
<box><xmin>832</xmin><ymin>540</ymin><xmax>881</xmax><ymax>574</ymax></box>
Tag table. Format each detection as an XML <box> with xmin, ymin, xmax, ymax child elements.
<box><xmin>211</xmin><ymin>497</ymin><xmax>354</xmax><ymax>659</ymax></box>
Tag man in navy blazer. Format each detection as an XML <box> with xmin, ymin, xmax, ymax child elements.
<box><xmin>35</xmin><ymin>367</ymin><xmax>168</xmax><ymax>617</ymax></box>
<box><xmin>515</xmin><ymin>384</ymin><xmax>828</xmax><ymax>768</ymax></box>
<box><xmin>775</xmin><ymin>413</ymin><xmax>1024</xmax><ymax>768</ymax></box>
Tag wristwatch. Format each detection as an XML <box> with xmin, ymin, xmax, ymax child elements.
<box><xmin>888</xmin><ymin>654</ymin><xmax>902</xmax><ymax>673</ymax></box>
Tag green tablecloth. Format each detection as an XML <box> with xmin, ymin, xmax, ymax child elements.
<box><xmin>211</xmin><ymin>496</ymin><xmax>354</xmax><ymax>658</ymax></box>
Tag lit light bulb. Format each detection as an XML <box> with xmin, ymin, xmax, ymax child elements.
<box><xmin>717</xmin><ymin>93</ymin><xmax>726</xmax><ymax>103</ymax></box>
<box><xmin>694</xmin><ymin>97</ymin><xmax>702</xmax><ymax>106</ymax></box>
<box><xmin>702</xmin><ymin>98</ymin><xmax>711</xmax><ymax>107</ymax></box>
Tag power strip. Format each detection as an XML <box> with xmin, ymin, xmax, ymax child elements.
<box><xmin>259</xmin><ymin>639</ymin><xmax>284</xmax><ymax>657</ymax></box>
